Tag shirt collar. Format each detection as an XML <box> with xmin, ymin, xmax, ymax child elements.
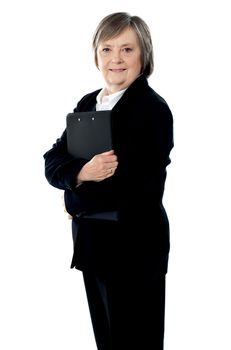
<box><xmin>96</xmin><ymin>87</ymin><xmax>127</xmax><ymax>110</ymax></box>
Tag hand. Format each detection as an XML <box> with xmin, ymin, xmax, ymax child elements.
<box><xmin>77</xmin><ymin>150</ymin><xmax>118</xmax><ymax>183</ymax></box>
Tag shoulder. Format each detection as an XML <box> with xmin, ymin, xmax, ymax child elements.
<box><xmin>125</xmin><ymin>75</ymin><xmax>173</xmax><ymax>119</ymax></box>
<box><xmin>124</xmin><ymin>75</ymin><xmax>169</xmax><ymax>106</ymax></box>
<box><xmin>145</xmin><ymin>88</ymin><xmax>173</xmax><ymax>118</ymax></box>
<box><xmin>141</xmin><ymin>79</ymin><xmax>170</xmax><ymax>110</ymax></box>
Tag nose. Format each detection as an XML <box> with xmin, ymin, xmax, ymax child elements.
<box><xmin>111</xmin><ymin>49</ymin><xmax>123</xmax><ymax>63</ymax></box>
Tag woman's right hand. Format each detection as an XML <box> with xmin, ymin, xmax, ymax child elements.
<box><xmin>76</xmin><ymin>150</ymin><xmax>118</xmax><ymax>183</ymax></box>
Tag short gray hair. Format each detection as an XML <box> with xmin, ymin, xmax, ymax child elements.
<box><xmin>92</xmin><ymin>12</ymin><xmax>154</xmax><ymax>77</ymax></box>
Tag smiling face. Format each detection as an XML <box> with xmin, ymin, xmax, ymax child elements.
<box><xmin>96</xmin><ymin>27</ymin><xmax>142</xmax><ymax>94</ymax></box>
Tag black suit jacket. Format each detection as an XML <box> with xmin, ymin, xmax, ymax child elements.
<box><xmin>44</xmin><ymin>75</ymin><xmax>174</xmax><ymax>274</ymax></box>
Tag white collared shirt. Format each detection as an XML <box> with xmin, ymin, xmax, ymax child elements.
<box><xmin>96</xmin><ymin>88</ymin><xmax>127</xmax><ymax>111</ymax></box>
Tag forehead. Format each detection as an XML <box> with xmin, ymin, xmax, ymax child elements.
<box><xmin>99</xmin><ymin>27</ymin><xmax>139</xmax><ymax>46</ymax></box>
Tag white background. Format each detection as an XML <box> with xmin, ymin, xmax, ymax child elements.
<box><xmin>1</xmin><ymin>0</ymin><xmax>231</xmax><ymax>349</ymax></box>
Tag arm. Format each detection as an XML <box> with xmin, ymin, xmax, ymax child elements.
<box><xmin>43</xmin><ymin>130</ymin><xmax>87</xmax><ymax>191</ymax></box>
<box><xmin>44</xmin><ymin>129</ymin><xmax>118</xmax><ymax>217</ymax></box>
<box><xmin>142</xmin><ymin>101</ymin><xmax>174</xmax><ymax>199</ymax></box>
<box><xmin>114</xmin><ymin>100</ymin><xmax>174</xmax><ymax>210</ymax></box>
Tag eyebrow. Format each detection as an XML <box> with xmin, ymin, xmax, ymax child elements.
<box><xmin>101</xmin><ymin>42</ymin><xmax>134</xmax><ymax>47</ymax></box>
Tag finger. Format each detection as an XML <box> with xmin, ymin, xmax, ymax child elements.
<box><xmin>104</xmin><ymin>156</ymin><xmax>118</xmax><ymax>163</ymax></box>
<box><xmin>100</xmin><ymin>149</ymin><xmax>114</xmax><ymax>156</ymax></box>
<box><xmin>90</xmin><ymin>153</ymin><xmax>117</xmax><ymax>165</ymax></box>
<box><xmin>106</xmin><ymin>167</ymin><xmax>116</xmax><ymax>176</ymax></box>
<box><xmin>94</xmin><ymin>168</ymin><xmax>115</xmax><ymax>181</ymax></box>
<box><xmin>105</xmin><ymin>161</ymin><xmax>118</xmax><ymax>169</ymax></box>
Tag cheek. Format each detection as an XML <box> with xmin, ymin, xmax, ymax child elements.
<box><xmin>96</xmin><ymin>53</ymin><xmax>103</xmax><ymax>68</ymax></box>
<box><xmin>134</xmin><ymin>59</ymin><xmax>142</xmax><ymax>72</ymax></box>
<box><xmin>128</xmin><ymin>56</ymin><xmax>141</xmax><ymax>69</ymax></box>
<box><xmin>97</xmin><ymin>56</ymin><xmax>107</xmax><ymax>70</ymax></box>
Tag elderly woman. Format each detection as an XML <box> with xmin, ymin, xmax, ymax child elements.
<box><xmin>44</xmin><ymin>12</ymin><xmax>174</xmax><ymax>350</ymax></box>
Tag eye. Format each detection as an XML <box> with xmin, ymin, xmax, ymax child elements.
<box><xmin>102</xmin><ymin>47</ymin><xmax>111</xmax><ymax>53</ymax></box>
<box><xmin>123</xmin><ymin>47</ymin><xmax>133</xmax><ymax>53</ymax></box>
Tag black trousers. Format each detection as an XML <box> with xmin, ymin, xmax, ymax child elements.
<box><xmin>82</xmin><ymin>270</ymin><xmax>166</xmax><ymax>350</ymax></box>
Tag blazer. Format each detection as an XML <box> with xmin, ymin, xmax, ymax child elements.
<box><xmin>44</xmin><ymin>75</ymin><xmax>174</xmax><ymax>274</ymax></box>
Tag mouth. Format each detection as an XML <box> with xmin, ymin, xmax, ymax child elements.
<box><xmin>109</xmin><ymin>69</ymin><xmax>127</xmax><ymax>73</ymax></box>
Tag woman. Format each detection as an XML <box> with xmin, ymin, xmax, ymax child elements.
<box><xmin>44</xmin><ymin>12</ymin><xmax>174</xmax><ymax>350</ymax></box>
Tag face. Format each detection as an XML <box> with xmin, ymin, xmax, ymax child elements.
<box><xmin>96</xmin><ymin>27</ymin><xmax>142</xmax><ymax>94</ymax></box>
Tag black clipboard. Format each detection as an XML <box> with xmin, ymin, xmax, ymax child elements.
<box><xmin>66</xmin><ymin>110</ymin><xmax>112</xmax><ymax>160</ymax></box>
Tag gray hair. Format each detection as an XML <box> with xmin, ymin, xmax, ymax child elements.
<box><xmin>92</xmin><ymin>12</ymin><xmax>154</xmax><ymax>77</ymax></box>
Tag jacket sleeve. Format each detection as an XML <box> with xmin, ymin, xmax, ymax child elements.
<box><xmin>43</xmin><ymin>130</ymin><xmax>87</xmax><ymax>191</ymax></box>
<box><xmin>143</xmin><ymin>101</ymin><xmax>174</xmax><ymax>199</ymax></box>
<box><xmin>114</xmin><ymin>99</ymin><xmax>174</xmax><ymax>210</ymax></box>
<box><xmin>149</xmin><ymin>101</ymin><xmax>174</xmax><ymax>166</ymax></box>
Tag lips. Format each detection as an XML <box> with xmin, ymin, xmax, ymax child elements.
<box><xmin>109</xmin><ymin>69</ymin><xmax>126</xmax><ymax>72</ymax></box>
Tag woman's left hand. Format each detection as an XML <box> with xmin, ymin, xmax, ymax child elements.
<box><xmin>76</xmin><ymin>150</ymin><xmax>118</xmax><ymax>183</ymax></box>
